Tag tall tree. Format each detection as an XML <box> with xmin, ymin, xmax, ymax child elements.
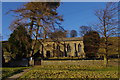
<box><xmin>8</xmin><ymin>25</ymin><xmax>32</xmax><ymax>60</ymax></box>
<box><xmin>94</xmin><ymin>2</ymin><xmax>119</xmax><ymax>66</ymax></box>
<box><xmin>83</xmin><ymin>31</ymin><xmax>100</xmax><ymax>59</ymax></box>
<box><xmin>9</xmin><ymin>2</ymin><xmax>63</xmax><ymax>39</ymax></box>
<box><xmin>8</xmin><ymin>2</ymin><xmax>63</xmax><ymax>56</ymax></box>
<box><xmin>70</xmin><ymin>30</ymin><xmax>77</xmax><ymax>37</ymax></box>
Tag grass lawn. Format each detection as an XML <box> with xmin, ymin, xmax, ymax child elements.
<box><xmin>18</xmin><ymin>65</ymin><xmax>118</xmax><ymax>79</ymax></box>
<box><xmin>1</xmin><ymin>67</ymin><xmax>30</xmax><ymax>79</ymax></box>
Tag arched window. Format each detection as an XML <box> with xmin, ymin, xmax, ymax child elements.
<box><xmin>46</xmin><ymin>51</ymin><xmax>50</xmax><ymax>57</ymax></box>
<box><xmin>67</xmin><ymin>44</ymin><xmax>71</xmax><ymax>52</ymax></box>
<box><xmin>53</xmin><ymin>44</ymin><xmax>55</xmax><ymax>49</ymax></box>
<box><xmin>74</xmin><ymin>43</ymin><xmax>77</xmax><ymax>51</ymax></box>
<box><xmin>78</xmin><ymin>44</ymin><xmax>81</xmax><ymax>52</ymax></box>
<box><xmin>57</xmin><ymin>44</ymin><xmax>60</xmax><ymax>50</ymax></box>
<box><xmin>46</xmin><ymin>44</ymin><xmax>51</xmax><ymax>47</ymax></box>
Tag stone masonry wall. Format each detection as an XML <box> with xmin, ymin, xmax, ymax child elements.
<box><xmin>41</xmin><ymin>60</ymin><xmax>104</xmax><ymax>66</ymax></box>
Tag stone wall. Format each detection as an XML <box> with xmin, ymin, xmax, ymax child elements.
<box><xmin>41</xmin><ymin>60</ymin><xmax>104</xmax><ymax>66</ymax></box>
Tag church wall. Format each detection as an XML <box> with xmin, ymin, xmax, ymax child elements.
<box><xmin>40</xmin><ymin>40</ymin><xmax>85</xmax><ymax>58</ymax></box>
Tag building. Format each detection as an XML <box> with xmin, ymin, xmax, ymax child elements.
<box><xmin>38</xmin><ymin>37</ymin><xmax>85</xmax><ymax>58</ymax></box>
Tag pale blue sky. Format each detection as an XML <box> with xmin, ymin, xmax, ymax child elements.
<box><xmin>2</xmin><ymin>2</ymin><xmax>106</xmax><ymax>40</ymax></box>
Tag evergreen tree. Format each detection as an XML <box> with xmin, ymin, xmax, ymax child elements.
<box><xmin>8</xmin><ymin>25</ymin><xmax>32</xmax><ymax>60</ymax></box>
<box><xmin>83</xmin><ymin>31</ymin><xmax>100</xmax><ymax>59</ymax></box>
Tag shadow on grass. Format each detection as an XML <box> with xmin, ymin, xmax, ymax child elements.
<box><xmin>67</xmin><ymin>69</ymin><xmax>110</xmax><ymax>71</ymax></box>
<box><xmin>2</xmin><ymin>69</ymin><xmax>24</xmax><ymax>79</ymax></box>
<box><xmin>34</xmin><ymin>66</ymin><xmax>118</xmax><ymax>72</ymax></box>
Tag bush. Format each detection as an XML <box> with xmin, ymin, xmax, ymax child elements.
<box><xmin>83</xmin><ymin>31</ymin><xmax>100</xmax><ymax>58</ymax></box>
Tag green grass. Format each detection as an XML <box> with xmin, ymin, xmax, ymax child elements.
<box><xmin>1</xmin><ymin>67</ymin><xmax>30</xmax><ymax>79</ymax></box>
<box><xmin>18</xmin><ymin>65</ymin><xmax>118</xmax><ymax>79</ymax></box>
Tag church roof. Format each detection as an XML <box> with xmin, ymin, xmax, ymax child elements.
<box><xmin>44</xmin><ymin>37</ymin><xmax>83</xmax><ymax>42</ymax></box>
<box><xmin>1</xmin><ymin>37</ymin><xmax>83</xmax><ymax>43</ymax></box>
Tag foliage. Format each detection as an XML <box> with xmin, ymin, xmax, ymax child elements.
<box><xmin>8</xmin><ymin>25</ymin><xmax>32</xmax><ymax>60</ymax></box>
<box><xmin>70</xmin><ymin>30</ymin><xmax>77</xmax><ymax>37</ymax></box>
<box><xmin>83</xmin><ymin>31</ymin><xmax>100</xmax><ymax>58</ymax></box>
<box><xmin>18</xmin><ymin>65</ymin><xmax>118</xmax><ymax>79</ymax></box>
<box><xmin>2</xmin><ymin>41</ymin><xmax>11</xmax><ymax>53</ymax></box>
<box><xmin>2</xmin><ymin>50</ymin><xmax>5</xmax><ymax>67</ymax></box>
<box><xmin>48</xmin><ymin>29</ymin><xmax>68</xmax><ymax>39</ymax></box>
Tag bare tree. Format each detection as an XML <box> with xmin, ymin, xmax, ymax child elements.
<box><xmin>94</xmin><ymin>2</ymin><xmax>119</xmax><ymax>66</ymax></box>
<box><xmin>79</xmin><ymin>26</ymin><xmax>92</xmax><ymax>37</ymax></box>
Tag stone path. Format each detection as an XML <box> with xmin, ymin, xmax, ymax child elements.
<box><xmin>4</xmin><ymin>68</ymin><xmax>32</xmax><ymax>80</ymax></box>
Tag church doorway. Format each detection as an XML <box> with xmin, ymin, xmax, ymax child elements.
<box><xmin>46</xmin><ymin>51</ymin><xmax>50</xmax><ymax>57</ymax></box>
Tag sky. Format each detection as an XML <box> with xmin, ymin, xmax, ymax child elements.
<box><xmin>2</xmin><ymin>2</ymin><xmax>106</xmax><ymax>41</ymax></box>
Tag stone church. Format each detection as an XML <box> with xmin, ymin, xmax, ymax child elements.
<box><xmin>38</xmin><ymin>37</ymin><xmax>85</xmax><ymax>58</ymax></box>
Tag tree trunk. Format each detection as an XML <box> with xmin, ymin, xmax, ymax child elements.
<box><xmin>41</xmin><ymin>44</ymin><xmax>44</xmax><ymax>58</ymax></box>
<box><xmin>44</xmin><ymin>30</ymin><xmax>47</xmax><ymax>39</ymax></box>
<box><xmin>30</xmin><ymin>44</ymin><xmax>34</xmax><ymax>57</ymax></box>
<box><xmin>64</xmin><ymin>43</ymin><xmax>67</xmax><ymax>57</ymax></box>
<box><xmin>103</xmin><ymin>54</ymin><xmax>108</xmax><ymax>67</ymax></box>
<box><xmin>104</xmin><ymin>37</ymin><xmax>109</xmax><ymax>67</ymax></box>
